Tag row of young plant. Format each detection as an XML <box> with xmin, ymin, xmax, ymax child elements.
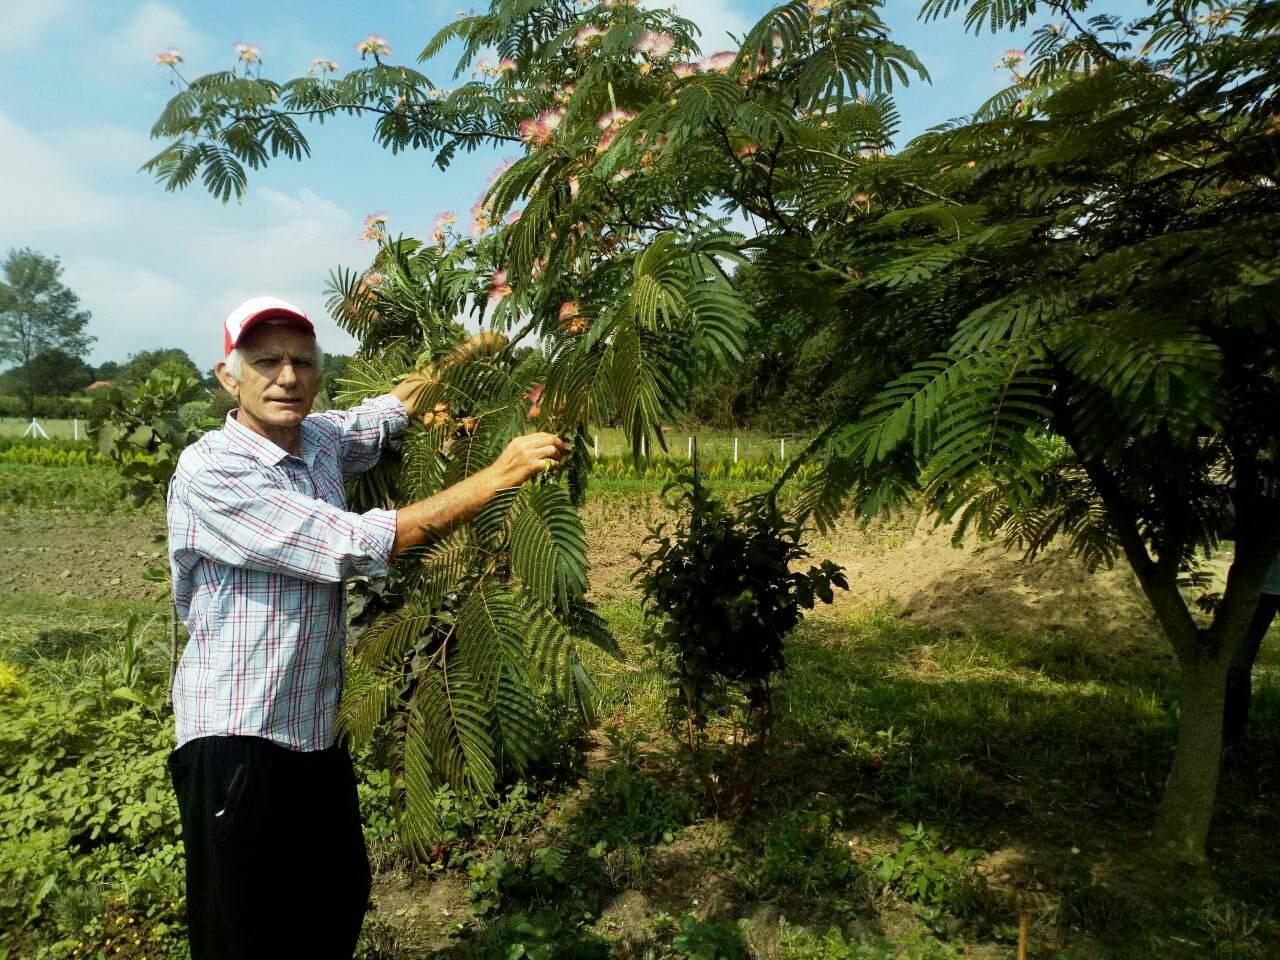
<box><xmin>0</xmin><ymin>440</ymin><xmax>807</xmax><ymax>483</ymax></box>
<box><xmin>0</xmin><ymin>444</ymin><xmax>115</xmax><ymax>468</ymax></box>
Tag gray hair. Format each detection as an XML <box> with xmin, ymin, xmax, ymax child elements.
<box><xmin>223</xmin><ymin>327</ymin><xmax>324</xmax><ymax>381</ymax></box>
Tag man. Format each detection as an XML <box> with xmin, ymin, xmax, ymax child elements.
<box><xmin>165</xmin><ymin>296</ymin><xmax>564</xmax><ymax>959</ymax></box>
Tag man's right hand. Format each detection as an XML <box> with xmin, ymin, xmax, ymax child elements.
<box><xmin>489</xmin><ymin>433</ymin><xmax>568</xmax><ymax>488</ymax></box>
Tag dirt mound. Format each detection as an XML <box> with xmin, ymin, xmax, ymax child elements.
<box><xmin>820</xmin><ymin>513</ymin><xmax>1161</xmax><ymax>643</ymax></box>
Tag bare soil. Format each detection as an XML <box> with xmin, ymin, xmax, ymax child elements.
<box><xmin>1</xmin><ymin>496</ymin><xmax>1170</xmax><ymax>647</ymax></box>
<box><xmin>0</xmin><ymin>511</ymin><xmax>166</xmax><ymax>602</ymax></box>
<box><xmin>582</xmin><ymin>495</ymin><xmax>1167</xmax><ymax>645</ymax></box>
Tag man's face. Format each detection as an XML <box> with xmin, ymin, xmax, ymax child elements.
<box><xmin>216</xmin><ymin>322</ymin><xmax>323</xmax><ymax>432</ymax></box>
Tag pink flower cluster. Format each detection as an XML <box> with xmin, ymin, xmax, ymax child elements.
<box><xmin>361</xmin><ymin>212</ymin><xmax>388</xmax><ymax>242</ymax></box>
<box><xmin>471</xmin><ymin>200</ymin><xmax>494</xmax><ymax>236</ymax></box>
<box><xmin>356</xmin><ymin>34</ymin><xmax>391</xmax><ymax>58</ymax></box>
<box><xmin>234</xmin><ymin>42</ymin><xmax>261</xmax><ymax>64</ymax></box>
<box><xmin>574</xmin><ymin>25</ymin><xmax>606</xmax><ymax>48</ymax></box>
<box><xmin>595</xmin><ymin>108</ymin><xmax>634</xmax><ymax>152</ymax></box>
<box><xmin>430</xmin><ymin>210</ymin><xmax>456</xmax><ymax>247</ymax></box>
<box><xmin>999</xmin><ymin>49</ymin><xmax>1026</xmax><ymax>70</ymax></box>
<box><xmin>475</xmin><ymin>57</ymin><xmax>517</xmax><ymax>78</ymax></box>
<box><xmin>154</xmin><ymin>49</ymin><xmax>183</xmax><ymax>66</ymax></box>
<box><xmin>519</xmin><ymin>108</ymin><xmax>565</xmax><ymax>148</ymax></box>
<box><xmin>487</xmin><ymin>157</ymin><xmax>516</xmax><ymax>186</ymax></box>
<box><xmin>489</xmin><ymin>270</ymin><xmax>512</xmax><ymax>306</ymax></box>
<box><xmin>526</xmin><ymin>383</ymin><xmax>544</xmax><ymax>419</ymax></box>
<box><xmin>699</xmin><ymin>51</ymin><xmax>737</xmax><ymax>74</ymax></box>
<box><xmin>635</xmin><ymin>30</ymin><xmax>676</xmax><ymax>58</ymax></box>
<box><xmin>559</xmin><ymin>301</ymin><xmax>589</xmax><ymax>335</ymax></box>
<box><xmin>310</xmin><ymin>58</ymin><xmax>339</xmax><ymax>74</ymax></box>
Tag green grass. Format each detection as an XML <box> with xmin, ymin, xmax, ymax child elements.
<box><xmin>0</xmin><ymin>418</ymin><xmax>90</xmax><ymax>440</ymax></box>
<box><xmin>5</xmin><ymin>586</ymin><xmax>1279</xmax><ymax>958</ymax></box>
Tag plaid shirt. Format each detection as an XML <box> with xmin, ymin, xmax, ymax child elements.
<box><xmin>167</xmin><ymin>394</ymin><xmax>408</xmax><ymax>752</ymax></box>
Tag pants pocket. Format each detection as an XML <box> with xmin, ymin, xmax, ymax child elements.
<box><xmin>213</xmin><ymin>762</ymin><xmax>253</xmax><ymax>844</ymax></box>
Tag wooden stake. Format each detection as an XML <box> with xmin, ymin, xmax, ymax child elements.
<box><xmin>1017</xmin><ymin>911</ymin><xmax>1030</xmax><ymax>960</ymax></box>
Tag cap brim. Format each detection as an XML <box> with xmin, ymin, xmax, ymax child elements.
<box><xmin>232</xmin><ymin>309</ymin><xmax>316</xmax><ymax>348</ymax></box>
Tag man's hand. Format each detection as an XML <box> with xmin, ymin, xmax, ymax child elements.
<box><xmin>489</xmin><ymin>433</ymin><xmax>568</xmax><ymax>488</ymax></box>
<box><xmin>391</xmin><ymin>431</ymin><xmax>568</xmax><ymax>556</ymax></box>
<box><xmin>390</xmin><ymin>367</ymin><xmax>437</xmax><ymax>420</ymax></box>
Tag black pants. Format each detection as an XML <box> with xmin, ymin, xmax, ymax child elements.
<box><xmin>167</xmin><ymin>735</ymin><xmax>372</xmax><ymax>960</ymax></box>
<box><xmin>1224</xmin><ymin>593</ymin><xmax>1280</xmax><ymax>742</ymax></box>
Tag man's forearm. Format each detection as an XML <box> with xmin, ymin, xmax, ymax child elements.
<box><xmin>391</xmin><ymin>430</ymin><xmax>567</xmax><ymax>556</ymax></box>
<box><xmin>392</xmin><ymin>465</ymin><xmax>510</xmax><ymax>556</ymax></box>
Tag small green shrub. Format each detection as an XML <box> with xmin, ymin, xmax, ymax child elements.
<box><xmin>572</xmin><ymin>727</ymin><xmax>697</xmax><ymax>848</ymax></box>
<box><xmin>634</xmin><ymin>473</ymin><xmax>846</xmax><ymax>808</ymax></box>
<box><xmin>671</xmin><ymin>915</ymin><xmax>750</xmax><ymax>960</ymax></box>
<box><xmin>752</xmin><ymin>808</ymin><xmax>857</xmax><ymax>896</ymax></box>
<box><xmin>871</xmin><ymin>823</ymin><xmax>984</xmax><ymax>919</ymax></box>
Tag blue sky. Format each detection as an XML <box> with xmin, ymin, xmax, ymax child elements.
<box><xmin>0</xmin><ymin>0</ymin><xmax>1148</xmax><ymax>370</ymax></box>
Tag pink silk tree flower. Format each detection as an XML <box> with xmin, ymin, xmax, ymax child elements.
<box><xmin>356</xmin><ymin>34</ymin><xmax>392</xmax><ymax>58</ymax></box>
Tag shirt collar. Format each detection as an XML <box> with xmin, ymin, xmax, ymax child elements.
<box><xmin>223</xmin><ymin>410</ymin><xmax>319</xmax><ymax>468</ymax></box>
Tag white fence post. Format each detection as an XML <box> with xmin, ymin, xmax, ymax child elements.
<box><xmin>73</xmin><ymin>419</ymin><xmax>80</xmax><ymax>442</ymax></box>
<box><xmin>733</xmin><ymin>437</ymin><xmax>739</xmax><ymax>463</ymax></box>
<box><xmin>593</xmin><ymin>433</ymin><xmax>599</xmax><ymax>456</ymax></box>
<box><xmin>641</xmin><ymin>435</ymin><xmax>647</xmax><ymax>458</ymax></box>
<box><xmin>780</xmin><ymin>437</ymin><xmax>786</xmax><ymax>461</ymax></box>
<box><xmin>22</xmin><ymin>419</ymin><xmax>50</xmax><ymax>440</ymax></box>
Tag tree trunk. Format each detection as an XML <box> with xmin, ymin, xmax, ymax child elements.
<box><xmin>1152</xmin><ymin>652</ymin><xmax>1232</xmax><ymax>862</ymax></box>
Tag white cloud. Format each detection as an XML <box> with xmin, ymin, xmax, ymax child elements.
<box><xmin>60</xmin><ymin>258</ymin><xmax>187</xmax><ymax>348</ymax></box>
<box><xmin>90</xmin><ymin>2</ymin><xmax>208</xmax><ymax>81</ymax></box>
<box><xmin>0</xmin><ymin>108</ymin><xmax>364</xmax><ymax>368</ymax></box>
<box><xmin>659</xmin><ymin>0</ymin><xmax>753</xmax><ymax>51</ymax></box>
<box><xmin>59</xmin><ymin>123</ymin><xmax>158</xmax><ymax>180</ymax></box>
<box><xmin>0</xmin><ymin>0</ymin><xmax>77</xmax><ymax>53</ymax></box>
<box><xmin>0</xmin><ymin>110</ymin><xmax>122</xmax><ymax>230</ymax></box>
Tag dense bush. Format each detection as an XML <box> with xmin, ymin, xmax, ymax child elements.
<box><xmin>635</xmin><ymin>474</ymin><xmax>846</xmax><ymax>809</ymax></box>
<box><xmin>0</xmin><ymin>662</ymin><xmax>187</xmax><ymax>958</ymax></box>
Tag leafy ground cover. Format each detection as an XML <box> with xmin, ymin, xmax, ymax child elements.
<box><xmin>0</xmin><ymin>486</ymin><xmax>1276</xmax><ymax>959</ymax></box>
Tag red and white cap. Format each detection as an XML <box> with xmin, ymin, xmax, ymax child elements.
<box><xmin>223</xmin><ymin>296</ymin><xmax>315</xmax><ymax>356</ymax></box>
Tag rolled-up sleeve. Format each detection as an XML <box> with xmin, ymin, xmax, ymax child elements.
<box><xmin>172</xmin><ymin>463</ymin><xmax>398</xmax><ymax>584</ymax></box>
<box><xmin>313</xmin><ymin>393</ymin><xmax>410</xmax><ymax>477</ymax></box>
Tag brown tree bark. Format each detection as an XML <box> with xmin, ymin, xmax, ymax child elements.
<box><xmin>1152</xmin><ymin>652</ymin><xmax>1232</xmax><ymax>861</ymax></box>
<box><xmin>1077</xmin><ymin>456</ymin><xmax>1278</xmax><ymax>863</ymax></box>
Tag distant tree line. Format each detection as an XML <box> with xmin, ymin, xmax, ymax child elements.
<box><xmin>0</xmin><ymin>247</ymin><xmax>352</xmax><ymax>418</ymax></box>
